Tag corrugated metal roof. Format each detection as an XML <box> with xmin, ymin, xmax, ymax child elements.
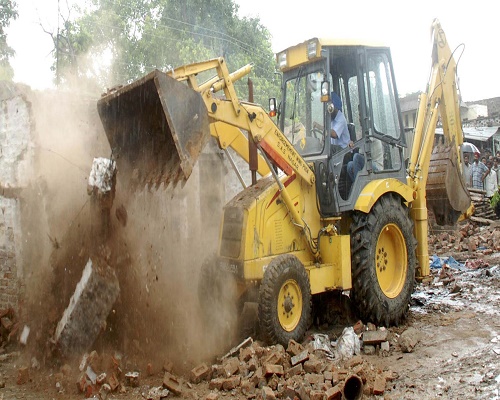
<box><xmin>435</xmin><ymin>126</ymin><xmax>500</xmax><ymax>142</ymax></box>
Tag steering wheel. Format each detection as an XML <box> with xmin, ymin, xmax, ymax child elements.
<box><xmin>311</xmin><ymin>126</ymin><xmax>323</xmax><ymax>140</ymax></box>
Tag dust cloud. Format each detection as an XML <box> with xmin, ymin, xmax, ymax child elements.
<box><xmin>17</xmin><ymin>77</ymin><xmax>242</xmax><ymax>372</ymax></box>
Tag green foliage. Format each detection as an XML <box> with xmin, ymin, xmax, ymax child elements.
<box><xmin>54</xmin><ymin>0</ymin><xmax>280</xmax><ymax>103</ymax></box>
<box><xmin>490</xmin><ymin>190</ymin><xmax>500</xmax><ymax>209</ymax></box>
<box><xmin>0</xmin><ymin>0</ymin><xmax>18</xmax><ymax>80</ymax></box>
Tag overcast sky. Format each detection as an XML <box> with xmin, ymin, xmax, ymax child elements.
<box><xmin>7</xmin><ymin>0</ymin><xmax>499</xmax><ymax>101</ymax></box>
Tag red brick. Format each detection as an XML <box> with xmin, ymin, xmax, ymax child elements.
<box><xmin>265</xmin><ymin>364</ymin><xmax>284</xmax><ymax>376</ymax></box>
<box><xmin>291</xmin><ymin>350</ymin><xmax>309</xmax><ymax>366</ymax></box>
<box><xmin>373</xmin><ymin>374</ymin><xmax>386</xmax><ymax>395</ymax></box>
<box><xmin>239</xmin><ymin>346</ymin><xmax>255</xmax><ymax>362</ymax></box>
<box><xmin>323</xmin><ymin>370</ymin><xmax>333</xmax><ymax>382</ymax></box>
<box><xmin>16</xmin><ymin>367</ymin><xmax>29</xmax><ymax>385</ymax></box>
<box><xmin>310</xmin><ymin>389</ymin><xmax>326</xmax><ymax>400</ymax></box>
<box><xmin>222</xmin><ymin>357</ymin><xmax>239</xmax><ymax>377</ymax></box>
<box><xmin>286</xmin><ymin>363</ymin><xmax>303</xmax><ymax>377</ymax></box>
<box><xmin>287</xmin><ymin>339</ymin><xmax>305</xmax><ymax>356</ymax></box>
<box><xmin>107</xmin><ymin>373</ymin><xmax>119</xmax><ymax>391</ymax></box>
<box><xmin>261</xmin><ymin>386</ymin><xmax>276</xmax><ymax>400</ymax></box>
<box><xmin>325</xmin><ymin>384</ymin><xmax>342</xmax><ymax>400</ymax></box>
<box><xmin>190</xmin><ymin>363</ymin><xmax>211</xmax><ymax>383</ymax></box>
<box><xmin>163</xmin><ymin>372</ymin><xmax>182</xmax><ymax>395</ymax></box>
<box><xmin>76</xmin><ymin>373</ymin><xmax>87</xmax><ymax>393</ymax></box>
<box><xmin>347</xmin><ymin>355</ymin><xmax>363</xmax><ymax>368</ymax></box>
<box><xmin>305</xmin><ymin>373</ymin><xmax>324</xmax><ymax>385</ymax></box>
<box><xmin>124</xmin><ymin>371</ymin><xmax>140</xmax><ymax>387</ymax></box>
<box><xmin>163</xmin><ymin>359</ymin><xmax>174</xmax><ymax>373</ymax></box>
<box><xmin>304</xmin><ymin>358</ymin><xmax>323</xmax><ymax>374</ymax></box>
<box><xmin>240</xmin><ymin>379</ymin><xmax>256</xmax><ymax>395</ymax></box>
<box><xmin>263</xmin><ymin>351</ymin><xmax>284</xmax><ymax>366</ymax></box>
<box><xmin>222</xmin><ymin>376</ymin><xmax>240</xmax><ymax>391</ymax></box>
<box><xmin>208</xmin><ymin>378</ymin><xmax>224</xmax><ymax>390</ymax></box>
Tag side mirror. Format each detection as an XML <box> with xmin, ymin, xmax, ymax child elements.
<box><xmin>269</xmin><ymin>98</ymin><xmax>277</xmax><ymax>117</ymax></box>
<box><xmin>320</xmin><ymin>81</ymin><xmax>330</xmax><ymax>102</ymax></box>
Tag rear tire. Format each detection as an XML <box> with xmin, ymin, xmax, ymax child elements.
<box><xmin>258</xmin><ymin>254</ymin><xmax>311</xmax><ymax>346</ymax></box>
<box><xmin>350</xmin><ymin>194</ymin><xmax>416</xmax><ymax>326</ymax></box>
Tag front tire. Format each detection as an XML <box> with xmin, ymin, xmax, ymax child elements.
<box><xmin>350</xmin><ymin>194</ymin><xmax>416</xmax><ymax>326</ymax></box>
<box><xmin>258</xmin><ymin>254</ymin><xmax>311</xmax><ymax>346</ymax></box>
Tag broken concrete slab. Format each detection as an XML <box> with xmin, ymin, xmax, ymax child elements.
<box><xmin>54</xmin><ymin>258</ymin><xmax>119</xmax><ymax>358</ymax></box>
<box><xmin>398</xmin><ymin>327</ymin><xmax>420</xmax><ymax>353</ymax></box>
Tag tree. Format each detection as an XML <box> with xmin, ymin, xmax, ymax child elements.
<box><xmin>0</xmin><ymin>0</ymin><xmax>18</xmax><ymax>80</ymax></box>
<box><xmin>54</xmin><ymin>0</ymin><xmax>279</xmax><ymax>104</ymax></box>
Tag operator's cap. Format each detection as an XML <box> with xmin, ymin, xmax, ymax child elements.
<box><xmin>331</xmin><ymin>92</ymin><xmax>342</xmax><ymax>112</ymax></box>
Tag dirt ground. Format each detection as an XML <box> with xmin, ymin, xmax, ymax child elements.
<box><xmin>0</xmin><ymin>247</ymin><xmax>498</xmax><ymax>400</ymax></box>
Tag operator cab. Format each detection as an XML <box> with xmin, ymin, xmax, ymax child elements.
<box><xmin>276</xmin><ymin>39</ymin><xmax>407</xmax><ymax>216</ymax></box>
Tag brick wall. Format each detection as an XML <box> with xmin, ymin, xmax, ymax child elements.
<box><xmin>0</xmin><ymin>82</ymin><xmax>33</xmax><ymax>312</ymax></box>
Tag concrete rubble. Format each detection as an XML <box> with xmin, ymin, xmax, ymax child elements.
<box><xmin>53</xmin><ymin>258</ymin><xmax>120</xmax><ymax>358</ymax></box>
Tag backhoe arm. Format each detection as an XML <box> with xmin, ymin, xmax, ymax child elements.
<box><xmin>407</xmin><ymin>19</ymin><xmax>471</xmax><ymax>277</ymax></box>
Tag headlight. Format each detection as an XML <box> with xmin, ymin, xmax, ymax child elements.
<box><xmin>307</xmin><ymin>40</ymin><xmax>318</xmax><ymax>59</ymax></box>
<box><xmin>278</xmin><ymin>52</ymin><xmax>287</xmax><ymax>69</ymax></box>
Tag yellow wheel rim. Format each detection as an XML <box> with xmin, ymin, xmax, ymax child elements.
<box><xmin>277</xmin><ymin>279</ymin><xmax>303</xmax><ymax>332</ymax></box>
<box><xmin>376</xmin><ymin>223</ymin><xmax>407</xmax><ymax>298</ymax></box>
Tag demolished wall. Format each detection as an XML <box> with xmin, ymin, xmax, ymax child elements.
<box><xmin>0</xmin><ymin>82</ymin><xmax>34</xmax><ymax>312</ymax></box>
<box><xmin>0</xmin><ymin>80</ymin><xmax>231</xmax><ymax>364</ymax></box>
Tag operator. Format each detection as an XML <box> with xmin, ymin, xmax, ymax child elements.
<box><xmin>329</xmin><ymin>92</ymin><xmax>352</xmax><ymax>153</ymax></box>
<box><xmin>347</xmin><ymin>137</ymin><xmax>384</xmax><ymax>182</ymax></box>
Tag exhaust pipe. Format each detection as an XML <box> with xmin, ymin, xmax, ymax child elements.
<box><xmin>342</xmin><ymin>374</ymin><xmax>363</xmax><ymax>400</ymax></box>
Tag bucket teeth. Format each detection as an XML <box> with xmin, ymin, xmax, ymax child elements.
<box><xmin>97</xmin><ymin>70</ymin><xmax>210</xmax><ymax>191</ymax></box>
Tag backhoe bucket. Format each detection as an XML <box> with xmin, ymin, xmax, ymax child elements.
<box><xmin>426</xmin><ymin>142</ymin><xmax>471</xmax><ymax>225</ymax></box>
<box><xmin>97</xmin><ymin>70</ymin><xmax>210</xmax><ymax>189</ymax></box>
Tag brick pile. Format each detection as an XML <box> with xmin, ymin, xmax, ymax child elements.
<box><xmin>0</xmin><ymin>307</ymin><xmax>18</xmax><ymax>349</ymax></box>
<box><xmin>429</xmin><ymin>220</ymin><xmax>500</xmax><ymax>256</ymax></box>
<box><xmin>45</xmin><ymin>331</ymin><xmax>400</xmax><ymax>400</ymax></box>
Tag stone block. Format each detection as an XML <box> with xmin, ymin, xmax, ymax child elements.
<box><xmin>54</xmin><ymin>259</ymin><xmax>120</xmax><ymax>358</ymax></box>
<box><xmin>362</xmin><ymin>330</ymin><xmax>388</xmax><ymax>345</ymax></box>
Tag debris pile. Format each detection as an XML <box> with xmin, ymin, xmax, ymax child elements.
<box><xmin>469</xmin><ymin>188</ymin><xmax>498</xmax><ymax>220</ymax></box>
<box><xmin>0</xmin><ymin>308</ymin><xmax>19</xmax><ymax>351</ymax></box>
<box><xmin>429</xmin><ymin>220</ymin><xmax>500</xmax><ymax>256</ymax></box>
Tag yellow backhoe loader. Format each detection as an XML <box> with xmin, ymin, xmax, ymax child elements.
<box><xmin>97</xmin><ymin>19</ymin><xmax>471</xmax><ymax>346</ymax></box>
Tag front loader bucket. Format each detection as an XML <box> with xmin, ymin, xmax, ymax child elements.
<box><xmin>426</xmin><ymin>142</ymin><xmax>471</xmax><ymax>225</ymax></box>
<box><xmin>97</xmin><ymin>69</ymin><xmax>210</xmax><ymax>189</ymax></box>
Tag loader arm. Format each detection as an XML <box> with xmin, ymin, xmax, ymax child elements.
<box><xmin>186</xmin><ymin>58</ymin><xmax>316</xmax><ymax>237</ymax></box>
<box><xmin>407</xmin><ymin>19</ymin><xmax>471</xmax><ymax>277</ymax></box>
<box><xmin>98</xmin><ymin>57</ymin><xmax>317</xmax><ymax>251</ymax></box>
